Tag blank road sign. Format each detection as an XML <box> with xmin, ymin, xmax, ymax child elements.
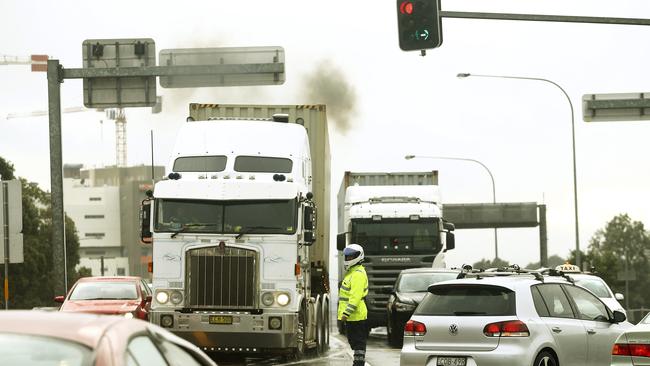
<box><xmin>82</xmin><ymin>38</ymin><xmax>157</xmax><ymax>108</ymax></box>
<box><xmin>159</xmin><ymin>46</ymin><xmax>285</xmax><ymax>88</ymax></box>
<box><xmin>0</xmin><ymin>180</ymin><xmax>23</xmax><ymax>264</ymax></box>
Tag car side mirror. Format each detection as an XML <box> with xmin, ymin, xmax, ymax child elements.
<box><xmin>446</xmin><ymin>232</ymin><xmax>456</xmax><ymax>251</ymax></box>
<box><xmin>337</xmin><ymin>233</ymin><xmax>347</xmax><ymax>251</ymax></box>
<box><xmin>54</xmin><ymin>295</ymin><xmax>65</xmax><ymax>303</ymax></box>
<box><xmin>380</xmin><ymin>285</ymin><xmax>394</xmax><ymax>295</ymax></box>
<box><xmin>615</xmin><ymin>293</ymin><xmax>624</xmax><ymax>301</ymax></box>
<box><xmin>612</xmin><ymin>310</ymin><xmax>627</xmax><ymax>323</ymax></box>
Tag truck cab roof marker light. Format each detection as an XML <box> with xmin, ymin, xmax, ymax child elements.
<box><xmin>236</xmin><ymin>175</ymin><xmax>244</xmax><ymax>179</ymax></box>
<box><xmin>249</xmin><ymin>175</ymin><xmax>256</xmax><ymax>180</ymax></box>
<box><xmin>211</xmin><ymin>175</ymin><xmax>218</xmax><ymax>179</ymax></box>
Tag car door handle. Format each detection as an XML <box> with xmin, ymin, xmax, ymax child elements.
<box><xmin>587</xmin><ymin>329</ymin><xmax>596</xmax><ymax>335</ymax></box>
<box><xmin>551</xmin><ymin>327</ymin><xmax>562</xmax><ymax>333</ymax></box>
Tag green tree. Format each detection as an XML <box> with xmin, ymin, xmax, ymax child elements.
<box><xmin>525</xmin><ymin>254</ymin><xmax>566</xmax><ymax>270</ymax></box>
<box><xmin>569</xmin><ymin>214</ymin><xmax>650</xmax><ymax>311</ymax></box>
<box><xmin>0</xmin><ymin>156</ymin><xmax>83</xmax><ymax>308</ymax></box>
<box><xmin>472</xmin><ymin>257</ymin><xmax>510</xmax><ymax>270</ymax></box>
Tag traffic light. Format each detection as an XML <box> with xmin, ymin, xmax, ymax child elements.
<box><xmin>396</xmin><ymin>0</ymin><xmax>442</xmax><ymax>51</ymax></box>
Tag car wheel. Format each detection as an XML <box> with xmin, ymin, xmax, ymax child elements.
<box><xmin>533</xmin><ymin>350</ymin><xmax>557</xmax><ymax>366</ymax></box>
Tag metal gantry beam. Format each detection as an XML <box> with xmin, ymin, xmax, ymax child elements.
<box><xmin>441</xmin><ymin>11</ymin><xmax>650</xmax><ymax>26</ymax></box>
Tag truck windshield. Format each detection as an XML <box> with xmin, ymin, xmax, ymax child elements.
<box><xmin>154</xmin><ymin>199</ymin><xmax>297</xmax><ymax>235</ymax></box>
<box><xmin>350</xmin><ymin>219</ymin><xmax>441</xmax><ymax>255</ymax></box>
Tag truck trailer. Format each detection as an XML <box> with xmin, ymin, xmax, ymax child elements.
<box><xmin>336</xmin><ymin>171</ymin><xmax>455</xmax><ymax>330</ymax></box>
<box><xmin>140</xmin><ymin>104</ymin><xmax>331</xmax><ymax>358</ymax></box>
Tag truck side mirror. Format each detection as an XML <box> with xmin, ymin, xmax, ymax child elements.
<box><xmin>140</xmin><ymin>199</ymin><xmax>153</xmax><ymax>244</ymax></box>
<box><xmin>443</xmin><ymin>221</ymin><xmax>455</xmax><ymax>231</ymax></box>
<box><xmin>337</xmin><ymin>233</ymin><xmax>347</xmax><ymax>251</ymax></box>
<box><xmin>303</xmin><ymin>231</ymin><xmax>316</xmax><ymax>246</ymax></box>
<box><xmin>446</xmin><ymin>232</ymin><xmax>456</xmax><ymax>251</ymax></box>
<box><xmin>303</xmin><ymin>206</ymin><xmax>316</xmax><ymax>231</ymax></box>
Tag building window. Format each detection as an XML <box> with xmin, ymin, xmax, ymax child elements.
<box><xmin>84</xmin><ymin>214</ymin><xmax>105</xmax><ymax>219</ymax></box>
<box><xmin>85</xmin><ymin>233</ymin><xmax>105</xmax><ymax>239</ymax></box>
<box><xmin>89</xmin><ymin>197</ymin><xmax>102</xmax><ymax>201</ymax></box>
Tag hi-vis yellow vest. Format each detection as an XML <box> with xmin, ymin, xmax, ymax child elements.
<box><xmin>338</xmin><ymin>264</ymin><xmax>368</xmax><ymax>321</ymax></box>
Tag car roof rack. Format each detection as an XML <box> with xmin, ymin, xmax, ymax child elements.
<box><xmin>455</xmin><ymin>264</ymin><xmax>546</xmax><ymax>282</ymax></box>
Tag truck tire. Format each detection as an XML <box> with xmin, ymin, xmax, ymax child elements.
<box><xmin>291</xmin><ymin>307</ymin><xmax>306</xmax><ymax>361</ymax></box>
<box><xmin>315</xmin><ymin>297</ymin><xmax>324</xmax><ymax>355</ymax></box>
<box><xmin>323</xmin><ymin>296</ymin><xmax>330</xmax><ymax>351</ymax></box>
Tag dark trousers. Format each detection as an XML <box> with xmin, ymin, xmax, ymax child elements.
<box><xmin>346</xmin><ymin>320</ymin><xmax>368</xmax><ymax>366</ymax></box>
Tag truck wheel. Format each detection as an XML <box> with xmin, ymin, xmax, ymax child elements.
<box><xmin>323</xmin><ymin>297</ymin><xmax>330</xmax><ymax>351</ymax></box>
<box><xmin>292</xmin><ymin>308</ymin><xmax>306</xmax><ymax>361</ymax></box>
<box><xmin>315</xmin><ymin>298</ymin><xmax>324</xmax><ymax>355</ymax></box>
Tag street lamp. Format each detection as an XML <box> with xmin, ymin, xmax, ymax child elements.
<box><xmin>457</xmin><ymin>72</ymin><xmax>581</xmax><ymax>267</ymax></box>
<box><xmin>405</xmin><ymin>154</ymin><xmax>499</xmax><ymax>259</ymax></box>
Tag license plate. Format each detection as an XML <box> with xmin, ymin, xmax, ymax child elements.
<box><xmin>209</xmin><ymin>315</ymin><xmax>233</xmax><ymax>325</ymax></box>
<box><xmin>436</xmin><ymin>357</ymin><xmax>467</xmax><ymax>366</ymax></box>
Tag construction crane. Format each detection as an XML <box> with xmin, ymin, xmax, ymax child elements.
<box><xmin>4</xmin><ymin>107</ymin><xmax>129</xmax><ymax>167</ymax></box>
<box><xmin>1</xmin><ymin>54</ymin><xmax>48</xmax><ymax>72</ymax></box>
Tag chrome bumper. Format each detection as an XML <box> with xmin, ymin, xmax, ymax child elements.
<box><xmin>150</xmin><ymin>310</ymin><xmax>298</xmax><ymax>352</ymax></box>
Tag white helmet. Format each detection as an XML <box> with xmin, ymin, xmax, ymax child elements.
<box><xmin>343</xmin><ymin>244</ymin><xmax>365</xmax><ymax>270</ymax></box>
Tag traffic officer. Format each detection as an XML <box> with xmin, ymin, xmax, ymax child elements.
<box><xmin>338</xmin><ymin>244</ymin><xmax>369</xmax><ymax>366</ymax></box>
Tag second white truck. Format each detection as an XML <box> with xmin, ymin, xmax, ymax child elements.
<box><xmin>336</xmin><ymin>171</ymin><xmax>455</xmax><ymax>329</ymax></box>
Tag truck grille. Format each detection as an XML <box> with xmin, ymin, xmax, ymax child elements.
<box><xmin>364</xmin><ymin>257</ymin><xmax>433</xmax><ymax>313</ymax></box>
<box><xmin>186</xmin><ymin>246</ymin><xmax>258</xmax><ymax>309</ymax></box>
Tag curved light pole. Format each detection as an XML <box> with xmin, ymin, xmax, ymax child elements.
<box><xmin>457</xmin><ymin>72</ymin><xmax>581</xmax><ymax>267</ymax></box>
<box><xmin>405</xmin><ymin>154</ymin><xmax>499</xmax><ymax>259</ymax></box>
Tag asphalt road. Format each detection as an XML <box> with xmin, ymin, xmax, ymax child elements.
<box><xmin>214</xmin><ymin>327</ymin><xmax>400</xmax><ymax>366</ymax></box>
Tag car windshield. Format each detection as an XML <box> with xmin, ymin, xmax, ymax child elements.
<box><xmin>416</xmin><ymin>284</ymin><xmax>516</xmax><ymax>316</ymax></box>
<box><xmin>573</xmin><ymin>277</ymin><xmax>612</xmax><ymax>298</ymax></box>
<box><xmin>397</xmin><ymin>272</ymin><xmax>459</xmax><ymax>292</ymax></box>
<box><xmin>0</xmin><ymin>333</ymin><xmax>93</xmax><ymax>366</ymax></box>
<box><xmin>69</xmin><ymin>281</ymin><xmax>138</xmax><ymax>300</ymax></box>
<box><xmin>350</xmin><ymin>218</ymin><xmax>441</xmax><ymax>255</ymax></box>
<box><xmin>154</xmin><ymin>199</ymin><xmax>297</xmax><ymax>235</ymax></box>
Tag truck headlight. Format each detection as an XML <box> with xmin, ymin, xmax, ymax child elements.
<box><xmin>170</xmin><ymin>290</ymin><xmax>183</xmax><ymax>305</ymax></box>
<box><xmin>156</xmin><ymin>290</ymin><xmax>169</xmax><ymax>304</ymax></box>
<box><xmin>276</xmin><ymin>293</ymin><xmax>290</xmax><ymax>306</ymax></box>
<box><xmin>123</xmin><ymin>312</ymin><xmax>134</xmax><ymax>319</ymax></box>
<box><xmin>261</xmin><ymin>292</ymin><xmax>275</xmax><ymax>306</ymax></box>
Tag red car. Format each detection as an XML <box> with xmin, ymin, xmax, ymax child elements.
<box><xmin>0</xmin><ymin>311</ymin><xmax>217</xmax><ymax>366</ymax></box>
<box><xmin>56</xmin><ymin>276</ymin><xmax>152</xmax><ymax>320</ymax></box>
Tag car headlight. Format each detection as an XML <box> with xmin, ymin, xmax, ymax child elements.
<box><xmin>156</xmin><ymin>291</ymin><xmax>169</xmax><ymax>304</ymax></box>
<box><xmin>170</xmin><ymin>290</ymin><xmax>183</xmax><ymax>305</ymax></box>
<box><xmin>261</xmin><ymin>292</ymin><xmax>275</xmax><ymax>306</ymax></box>
<box><xmin>276</xmin><ymin>293</ymin><xmax>290</xmax><ymax>306</ymax></box>
<box><xmin>123</xmin><ymin>312</ymin><xmax>134</xmax><ymax>319</ymax></box>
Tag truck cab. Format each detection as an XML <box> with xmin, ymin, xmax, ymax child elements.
<box><xmin>142</xmin><ymin>106</ymin><xmax>330</xmax><ymax>357</ymax></box>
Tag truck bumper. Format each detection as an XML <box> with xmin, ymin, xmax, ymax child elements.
<box><xmin>151</xmin><ymin>310</ymin><xmax>298</xmax><ymax>352</ymax></box>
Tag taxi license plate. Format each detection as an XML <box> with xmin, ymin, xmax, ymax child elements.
<box><xmin>209</xmin><ymin>315</ymin><xmax>233</xmax><ymax>325</ymax></box>
<box><xmin>436</xmin><ymin>357</ymin><xmax>467</xmax><ymax>366</ymax></box>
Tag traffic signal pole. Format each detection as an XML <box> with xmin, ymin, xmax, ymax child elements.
<box><xmin>440</xmin><ymin>11</ymin><xmax>650</xmax><ymax>26</ymax></box>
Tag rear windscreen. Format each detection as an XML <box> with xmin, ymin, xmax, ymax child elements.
<box><xmin>415</xmin><ymin>285</ymin><xmax>516</xmax><ymax>316</ymax></box>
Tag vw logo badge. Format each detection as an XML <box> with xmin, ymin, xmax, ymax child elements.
<box><xmin>449</xmin><ymin>324</ymin><xmax>459</xmax><ymax>335</ymax></box>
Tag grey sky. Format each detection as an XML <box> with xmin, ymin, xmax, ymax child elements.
<box><xmin>1</xmin><ymin>0</ymin><xmax>649</xmax><ymax>268</ymax></box>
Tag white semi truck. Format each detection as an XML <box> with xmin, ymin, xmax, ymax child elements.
<box><xmin>336</xmin><ymin>171</ymin><xmax>455</xmax><ymax>329</ymax></box>
<box><xmin>140</xmin><ymin>104</ymin><xmax>331</xmax><ymax>358</ymax></box>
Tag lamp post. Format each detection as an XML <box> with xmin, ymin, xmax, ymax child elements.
<box><xmin>456</xmin><ymin>72</ymin><xmax>581</xmax><ymax>267</ymax></box>
<box><xmin>404</xmin><ymin>154</ymin><xmax>499</xmax><ymax>259</ymax></box>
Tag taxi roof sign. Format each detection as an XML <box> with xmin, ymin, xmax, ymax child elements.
<box><xmin>555</xmin><ymin>263</ymin><xmax>581</xmax><ymax>273</ymax></box>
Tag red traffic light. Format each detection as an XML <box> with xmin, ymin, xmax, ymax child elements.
<box><xmin>400</xmin><ymin>1</ymin><xmax>413</xmax><ymax>15</ymax></box>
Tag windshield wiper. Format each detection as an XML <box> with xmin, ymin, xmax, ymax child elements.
<box><xmin>235</xmin><ymin>226</ymin><xmax>283</xmax><ymax>239</ymax></box>
<box><xmin>170</xmin><ymin>223</ymin><xmax>220</xmax><ymax>238</ymax></box>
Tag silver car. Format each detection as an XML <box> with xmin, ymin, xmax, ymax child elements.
<box><xmin>400</xmin><ymin>273</ymin><xmax>631</xmax><ymax>366</ymax></box>
<box><xmin>611</xmin><ymin>312</ymin><xmax>650</xmax><ymax>365</ymax></box>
